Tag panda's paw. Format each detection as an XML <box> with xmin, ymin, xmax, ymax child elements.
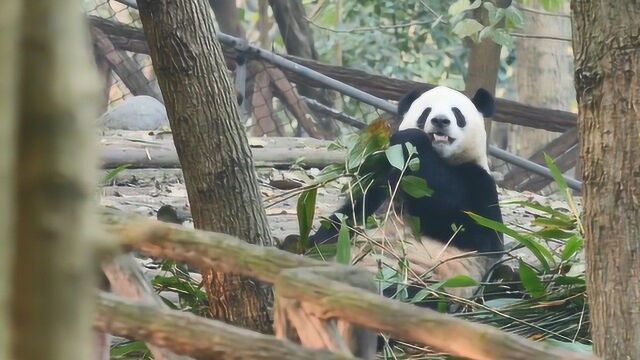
<box><xmin>390</xmin><ymin>129</ymin><xmax>432</xmax><ymax>152</ymax></box>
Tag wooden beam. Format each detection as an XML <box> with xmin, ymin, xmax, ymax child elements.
<box><xmin>501</xmin><ymin>127</ymin><xmax>578</xmax><ymax>190</ymax></box>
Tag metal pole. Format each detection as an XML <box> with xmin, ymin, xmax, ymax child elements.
<box><xmin>110</xmin><ymin>0</ymin><xmax>583</xmax><ymax>192</ymax></box>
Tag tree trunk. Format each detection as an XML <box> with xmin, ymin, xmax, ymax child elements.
<box><xmin>508</xmin><ymin>2</ymin><xmax>573</xmax><ymax>160</ymax></box>
<box><xmin>0</xmin><ymin>0</ymin><xmax>21</xmax><ymax>357</ymax></box>
<box><xmin>12</xmin><ymin>0</ymin><xmax>100</xmax><ymax>358</ymax></box>
<box><xmin>138</xmin><ymin>0</ymin><xmax>274</xmax><ymax>333</ymax></box>
<box><xmin>572</xmin><ymin>1</ymin><xmax>640</xmax><ymax>358</ymax></box>
<box><xmin>465</xmin><ymin>6</ymin><xmax>502</xmax><ymax>149</ymax></box>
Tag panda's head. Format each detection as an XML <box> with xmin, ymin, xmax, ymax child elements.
<box><xmin>397</xmin><ymin>86</ymin><xmax>495</xmax><ymax>170</ymax></box>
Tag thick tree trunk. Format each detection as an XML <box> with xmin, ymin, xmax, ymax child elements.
<box><xmin>138</xmin><ymin>0</ymin><xmax>274</xmax><ymax>333</ymax></box>
<box><xmin>0</xmin><ymin>0</ymin><xmax>21</xmax><ymax>357</ymax></box>
<box><xmin>12</xmin><ymin>0</ymin><xmax>100</xmax><ymax>358</ymax></box>
<box><xmin>572</xmin><ymin>1</ymin><xmax>640</xmax><ymax>358</ymax></box>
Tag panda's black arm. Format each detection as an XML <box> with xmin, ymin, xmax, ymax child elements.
<box><xmin>390</xmin><ymin>129</ymin><xmax>469</xmax><ymax>212</ymax></box>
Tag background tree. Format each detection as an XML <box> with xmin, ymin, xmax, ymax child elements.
<box><xmin>12</xmin><ymin>0</ymin><xmax>100</xmax><ymax>358</ymax></box>
<box><xmin>572</xmin><ymin>1</ymin><xmax>640</xmax><ymax>358</ymax></box>
<box><xmin>138</xmin><ymin>0</ymin><xmax>274</xmax><ymax>333</ymax></box>
<box><xmin>0</xmin><ymin>0</ymin><xmax>21</xmax><ymax>357</ymax></box>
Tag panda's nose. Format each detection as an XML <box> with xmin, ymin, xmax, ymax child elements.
<box><xmin>431</xmin><ymin>117</ymin><xmax>451</xmax><ymax>128</ymax></box>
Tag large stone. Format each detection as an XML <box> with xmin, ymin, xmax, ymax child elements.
<box><xmin>99</xmin><ymin>95</ymin><xmax>169</xmax><ymax>130</ymax></box>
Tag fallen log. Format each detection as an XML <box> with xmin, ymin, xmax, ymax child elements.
<box><xmin>103</xmin><ymin>208</ymin><xmax>598</xmax><ymax>360</ymax></box>
<box><xmin>100</xmin><ymin>142</ymin><xmax>345</xmax><ymax>169</ymax></box>
<box><xmin>95</xmin><ymin>292</ymin><xmax>356</xmax><ymax>360</ymax></box>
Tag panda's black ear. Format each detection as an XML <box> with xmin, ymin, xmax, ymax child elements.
<box><xmin>472</xmin><ymin>88</ymin><xmax>495</xmax><ymax>117</ymax></box>
<box><xmin>398</xmin><ymin>88</ymin><xmax>425</xmax><ymax>116</ymax></box>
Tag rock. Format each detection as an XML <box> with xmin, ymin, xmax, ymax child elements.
<box><xmin>99</xmin><ymin>96</ymin><xmax>169</xmax><ymax>130</ymax></box>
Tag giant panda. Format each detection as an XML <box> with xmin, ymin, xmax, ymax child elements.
<box><xmin>309</xmin><ymin>85</ymin><xmax>504</xmax><ymax>308</ymax></box>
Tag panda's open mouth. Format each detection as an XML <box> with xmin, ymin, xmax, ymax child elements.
<box><xmin>428</xmin><ymin>132</ymin><xmax>455</xmax><ymax>144</ymax></box>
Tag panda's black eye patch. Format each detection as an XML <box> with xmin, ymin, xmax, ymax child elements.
<box><xmin>452</xmin><ymin>107</ymin><xmax>466</xmax><ymax>128</ymax></box>
<box><xmin>416</xmin><ymin>107</ymin><xmax>432</xmax><ymax>129</ymax></box>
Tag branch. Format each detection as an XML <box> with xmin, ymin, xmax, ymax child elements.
<box><xmin>95</xmin><ymin>292</ymin><xmax>356</xmax><ymax>360</ymax></box>
<box><xmin>276</xmin><ymin>269</ymin><xmax>598</xmax><ymax>360</ymax></box>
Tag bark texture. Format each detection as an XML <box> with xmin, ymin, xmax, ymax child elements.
<box><xmin>138</xmin><ymin>0</ymin><xmax>274</xmax><ymax>333</ymax></box>
<box><xmin>12</xmin><ymin>0</ymin><xmax>100</xmax><ymax>358</ymax></box>
<box><xmin>572</xmin><ymin>1</ymin><xmax>640</xmax><ymax>358</ymax></box>
<box><xmin>0</xmin><ymin>0</ymin><xmax>21</xmax><ymax>357</ymax></box>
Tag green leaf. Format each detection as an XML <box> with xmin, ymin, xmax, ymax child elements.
<box><xmin>488</xmin><ymin>28</ymin><xmax>514</xmax><ymax>47</ymax></box>
<box><xmin>554</xmin><ymin>275</ymin><xmax>586</xmax><ymax>286</ymax></box>
<box><xmin>410</xmin><ymin>288</ymin><xmax>433</xmax><ymax>304</ymax></box>
<box><xmin>103</xmin><ymin>164</ymin><xmax>130</xmax><ymax>184</ymax></box>
<box><xmin>448</xmin><ymin>0</ymin><xmax>482</xmax><ymax>16</ymax></box>
<box><xmin>435</xmin><ymin>275</ymin><xmax>479</xmax><ymax>289</ymax></box>
<box><xmin>400</xmin><ymin>175</ymin><xmax>433</xmax><ymax>198</ymax></box>
<box><xmin>314</xmin><ymin>164</ymin><xmax>345</xmax><ymax>184</ymax></box>
<box><xmin>452</xmin><ymin>19</ymin><xmax>484</xmax><ymax>38</ymax></box>
<box><xmin>297</xmin><ymin>188</ymin><xmax>318</xmax><ymax>250</ymax></box>
<box><xmin>504</xmin><ymin>200</ymin><xmax>573</xmax><ymax>222</ymax></box>
<box><xmin>385</xmin><ymin>144</ymin><xmax>405</xmax><ymax>171</ymax></box>
<box><xmin>518</xmin><ymin>260</ymin><xmax>546</xmax><ymax>298</ymax></box>
<box><xmin>504</xmin><ymin>6</ymin><xmax>524</xmax><ymax>28</ymax></box>
<box><xmin>544</xmin><ymin>153</ymin><xmax>568</xmax><ymax>193</ymax></box>
<box><xmin>561</xmin><ymin>235</ymin><xmax>584</xmax><ymax>261</ymax></box>
<box><xmin>305</xmin><ymin>243</ymin><xmax>337</xmax><ymax>260</ymax></box>
<box><xmin>111</xmin><ymin>340</ymin><xmax>149</xmax><ymax>357</ymax></box>
<box><xmin>479</xmin><ymin>26</ymin><xmax>495</xmax><ymax>42</ymax></box>
<box><xmin>408</xmin><ymin>157</ymin><xmax>420</xmax><ymax>171</ymax></box>
<box><xmin>467</xmin><ymin>212</ymin><xmax>554</xmax><ymax>271</ymax></box>
<box><xmin>336</xmin><ymin>216</ymin><xmax>351</xmax><ymax>264</ymax></box>
<box><xmin>532</xmin><ymin>216</ymin><xmax>575</xmax><ymax>230</ymax></box>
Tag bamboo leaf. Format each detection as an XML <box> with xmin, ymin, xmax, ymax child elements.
<box><xmin>385</xmin><ymin>144</ymin><xmax>405</xmax><ymax>171</ymax></box>
<box><xmin>561</xmin><ymin>235</ymin><xmax>584</xmax><ymax>261</ymax></box>
<box><xmin>400</xmin><ymin>175</ymin><xmax>433</xmax><ymax>198</ymax></box>
<box><xmin>336</xmin><ymin>216</ymin><xmax>351</xmax><ymax>264</ymax></box>
<box><xmin>518</xmin><ymin>260</ymin><xmax>546</xmax><ymax>298</ymax></box>
<box><xmin>467</xmin><ymin>212</ymin><xmax>554</xmax><ymax>271</ymax></box>
<box><xmin>297</xmin><ymin>188</ymin><xmax>317</xmax><ymax>249</ymax></box>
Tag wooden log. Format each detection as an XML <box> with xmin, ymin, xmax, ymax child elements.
<box><xmin>99</xmin><ymin>137</ymin><xmax>346</xmax><ymax>169</ymax></box>
<box><xmin>501</xmin><ymin>127</ymin><xmax>578</xmax><ymax>190</ymax></box>
<box><xmin>518</xmin><ymin>144</ymin><xmax>578</xmax><ymax>192</ymax></box>
<box><xmin>95</xmin><ymin>292</ymin><xmax>357</xmax><ymax>360</ymax></box>
<box><xmin>102</xmin><ymin>255</ymin><xmax>193</xmax><ymax>360</ymax></box>
<box><xmin>103</xmin><ymin>209</ymin><xmax>597</xmax><ymax>360</ymax></box>
<box><xmin>276</xmin><ymin>269</ymin><xmax>597</xmax><ymax>360</ymax></box>
<box><xmin>88</xmin><ymin>15</ymin><xmax>577</xmax><ymax>133</ymax></box>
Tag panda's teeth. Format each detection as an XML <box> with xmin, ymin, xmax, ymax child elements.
<box><xmin>433</xmin><ymin>134</ymin><xmax>449</xmax><ymax>142</ymax></box>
